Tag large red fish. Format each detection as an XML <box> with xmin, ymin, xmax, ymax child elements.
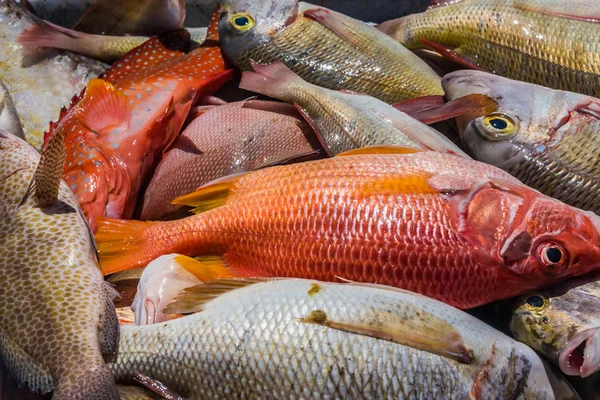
<box><xmin>96</xmin><ymin>148</ymin><xmax>600</xmax><ymax>309</ymax></box>
<box><xmin>50</xmin><ymin>10</ymin><xmax>233</xmax><ymax>232</ymax></box>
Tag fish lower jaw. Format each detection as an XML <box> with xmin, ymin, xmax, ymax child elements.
<box><xmin>558</xmin><ymin>327</ymin><xmax>600</xmax><ymax>377</ymax></box>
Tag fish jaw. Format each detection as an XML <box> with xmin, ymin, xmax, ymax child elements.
<box><xmin>559</xmin><ymin>327</ymin><xmax>600</xmax><ymax>377</ymax></box>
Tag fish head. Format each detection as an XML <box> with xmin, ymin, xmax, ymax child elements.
<box><xmin>442</xmin><ymin>70</ymin><xmax>597</xmax><ymax>171</ymax></box>
<box><xmin>510</xmin><ymin>280</ymin><xmax>600</xmax><ymax>378</ymax></box>
<box><xmin>132</xmin><ymin>254</ymin><xmax>203</xmax><ymax>325</ymax></box>
<box><xmin>218</xmin><ymin>0</ymin><xmax>299</xmax><ymax>67</ymax></box>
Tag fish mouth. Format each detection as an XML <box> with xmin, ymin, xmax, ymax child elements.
<box><xmin>558</xmin><ymin>327</ymin><xmax>600</xmax><ymax>377</ymax></box>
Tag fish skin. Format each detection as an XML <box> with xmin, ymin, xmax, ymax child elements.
<box><xmin>109</xmin><ymin>278</ymin><xmax>557</xmax><ymax>399</ymax></box>
<box><xmin>0</xmin><ymin>131</ymin><xmax>120</xmax><ymax>399</ymax></box>
<box><xmin>442</xmin><ymin>70</ymin><xmax>600</xmax><ymax>214</ymax></box>
<box><xmin>378</xmin><ymin>0</ymin><xmax>600</xmax><ymax>97</ymax></box>
<box><xmin>140</xmin><ymin>99</ymin><xmax>320</xmax><ymax>221</ymax></box>
<box><xmin>0</xmin><ymin>80</ymin><xmax>25</xmax><ymax>139</ymax></box>
<box><xmin>18</xmin><ymin>20</ymin><xmax>208</xmax><ymax>63</ymax></box>
<box><xmin>240</xmin><ymin>62</ymin><xmax>468</xmax><ymax>158</ymax></box>
<box><xmin>0</xmin><ymin>0</ymin><xmax>105</xmax><ymax>149</ymax></box>
<box><xmin>218</xmin><ymin>0</ymin><xmax>443</xmax><ymax>103</ymax></box>
<box><xmin>96</xmin><ymin>151</ymin><xmax>600</xmax><ymax>309</ymax></box>
<box><xmin>511</xmin><ymin>278</ymin><xmax>600</xmax><ymax>378</ymax></box>
<box><xmin>54</xmin><ymin>11</ymin><xmax>233</xmax><ymax>232</ymax></box>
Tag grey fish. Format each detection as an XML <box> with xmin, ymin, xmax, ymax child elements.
<box><xmin>109</xmin><ymin>278</ymin><xmax>560</xmax><ymax>399</ymax></box>
<box><xmin>442</xmin><ymin>70</ymin><xmax>600</xmax><ymax>214</ymax></box>
<box><xmin>218</xmin><ymin>0</ymin><xmax>443</xmax><ymax>103</ymax></box>
<box><xmin>0</xmin><ymin>0</ymin><xmax>105</xmax><ymax>148</ymax></box>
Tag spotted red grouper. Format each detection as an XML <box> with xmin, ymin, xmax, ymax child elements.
<box><xmin>50</xmin><ymin>9</ymin><xmax>233</xmax><ymax>232</ymax></box>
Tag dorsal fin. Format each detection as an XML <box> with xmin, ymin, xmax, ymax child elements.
<box><xmin>102</xmin><ymin>29</ymin><xmax>190</xmax><ymax>84</ymax></box>
<box><xmin>163</xmin><ymin>278</ymin><xmax>268</xmax><ymax>314</ymax></box>
<box><xmin>34</xmin><ymin>126</ymin><xmax>67</xmax><ymax>206</ymax></box>
<box><xmin>336</xmin><ymin>145</ymin><xmax>425</xmax><ymax>157</ymax></box>
<box><xmin>429</xmin><ymin>0</ymin><xmax>468</xmax><ymax>9</ymax></box>
<box><xmin>171</xmin><ymin>173</ymin><xmax>247</xmax><ymax>213</ymax></box>
<box><xmin>204</xmin><ymin>8</ymin><xmax>221</xmax><ymax>42</ymax></box>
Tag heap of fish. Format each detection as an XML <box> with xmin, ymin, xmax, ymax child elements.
<box><xmin>3</xmin><ymin>0</ymin><xmax>600</xmax><ymax>398</ymax></box>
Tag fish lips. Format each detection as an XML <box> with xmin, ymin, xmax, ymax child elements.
<box><xmin>559</xmin><ymin>327</ymin><xmax>600</xmax><ymax>378</ymax></box>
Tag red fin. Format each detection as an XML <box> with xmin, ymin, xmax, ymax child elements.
<box><xmin>419</xmin><ymin>39</ymin><xmax>486</xmax><ymax>71</ymax></box>
<box><xmin>396</xmin><ymin>94</ymin><xmax>498</xmax><ymax>125</ymax></box>
<box><xmin>161</xmin><ymin>92</ymin><xmax>195</xmax><ymax>155</ymax></box>
<box><xmin>393</xmin><ymin>95</ymin><xmax>445</xmax><ymax>116</ymax></box>
<box><xmin>204</xmin><ymin>7</ymin><xmax>221</xmax><ymax>42</ymax></box>
<box><xmin>74</xmin><ymin>79</ymin><xmax>130</xmax><ymax>135</ymax></box>
<box><xmin>102</xmin><ymin>30</ymin><xmax>189</xmax><ymax>84</ymax></box>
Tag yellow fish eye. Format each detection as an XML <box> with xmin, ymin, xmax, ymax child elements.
<box><xmin>479</xmin><ymin>113</ymin><xmax>518</xmax><ymax>141</ymax></box>
<box><xmin>230</xmin><ymin>13</ymin><xmax>255</xmax><ymax>32</ymax></box>
<box><xmin>524</xmin><ymin>294</ymin><xmax>549</xmax><ymax>310</ymax></box>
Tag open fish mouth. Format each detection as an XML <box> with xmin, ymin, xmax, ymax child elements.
<box><xmin>558</xmin><ymin>327</ymin><xmax>600</xmax><ymax>377</ymax></box>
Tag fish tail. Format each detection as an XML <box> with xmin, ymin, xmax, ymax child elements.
<box><xmin>240</xmin><ymin>62</ymin><xmax>304</xmax><ymax>101</ymax></box>
<box><xmin>95</xmin><ymin>218</ymin><xmax>163</xmax><ymax>275</ymax></box>
<box><xmin>17</xmin><ymin>20</ymin><xmax>91</xmax><ymax>55</ymax></box>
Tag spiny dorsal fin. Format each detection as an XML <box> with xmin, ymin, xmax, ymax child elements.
<box><xmin>34</xmin><ymin>126</ymin><xmax>66</xmax><ymax>206</ymax></box>
<box><xmin>336</xmin><ymin>145</ymin><xmax>425</xmax><ymax>157</ymax></box>
<box><xmin>171</xmin><ymin>173</ymin><xmax>247</xmax><ymax>213</ymax></box>
<box><xmin>163</xmin><ymin>278</ymin><xmax>269</xmax><ymax>314</ymax></box>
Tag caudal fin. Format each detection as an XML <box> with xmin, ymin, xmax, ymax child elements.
<box><xmin>240</xmin><ymin>62</ymin><xmax>304</xmax><ymax>101</ymax></box>
<box><xmin>17</xmin><ymin>21</ymin><xmax>87</xmax><ymax>54</ymax></box>
<box><xmin>95</xmin><ymin>218</ymin><xmax>162</xmax><ymax>275</ymax></box>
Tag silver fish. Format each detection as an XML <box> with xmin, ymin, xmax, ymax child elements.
<box><xmin>110</xmin><ymin>278</ymin><xmax>560</xmax><ymax>399</ymax></box>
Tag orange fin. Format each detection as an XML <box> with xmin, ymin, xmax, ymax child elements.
<box><xmin>171</xmin><ymin>173</ymin><xmax>245</xmax><ymax>213</ymax></box>
<box><xmin>360</xmin><ymin>174</ymin><xmax>437</xmax><ymax>197</ymax></box>
<box><xmin>419</xmin><ymin>39</ymin><xmax>486</xmax><ymax>71</ymax></box>
<box><xmin>514</xmin><ymin>0</ymin><xmax>600</xmax><ymax>22</ymax></box>
<box><xmin>164</xmin><ymin>278</ymin><xmax>267</xmax><ymax>314</ymax></box>
<box><xmin>174</xmin><ymin>255</ymin><xmax>241</xmax><ymax>282</ymax></box>
<box><xmin>204</xmin><ymin>7</ymin><xmax>222</xmax><ymax>42</ymax></box>
<box><xmin>34</xmin><ymin>126</ymin><xmax>67</xmax><ymax>206</ymax></box>
<box><xmin>95</xmin><ymin>218</ymin><xmax>161</xmax><ymax>275</ymax></box>
<box><xmin>336</xmin><ymin>145</ymin><xmax>425</xmax><ymax>157</ymax></box>
<box><xmin>74</xmin><ymin>79</ymin><xmax>130</xmax><ymax>135</ymax></box>
<box><xmin>299</xmin><ymin>306</ymin><xmax>473</xmax><ymax>364</ymax></box>
<box><xmin>133</xmin><ymin>371</ymin><xmax>184</xmax><ymax>400</ymax></box>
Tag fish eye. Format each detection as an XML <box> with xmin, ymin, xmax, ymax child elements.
<box><xmin>537</xmin><ymin>242</ymin><xmax>568</xmax><ymax>276</ymax></box>
<box><xmin>478</xmin><ymin>113</ymin><xmax>518</xmax><ymax>141</ymax></box>
<box><xmin>230</xmin><ymin>13</ymin><xmax>255</xmax><ymax>32</ymax></box>
<box><xmin>525</xmin><ymin>294</ymin><xmax>546</xmax><ymax>309</ymax></box>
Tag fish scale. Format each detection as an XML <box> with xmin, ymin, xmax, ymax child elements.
<box><xmin>97</xmin><ymin>151</ymin><xmax>600</xmax><ymax>309</ymax></box>
<box><xmin>109</xmin><ymin>279</ymin><xmax>556</xmax><ymax>399</ymax></box>
<box><xmin>380</xmin><ymin>0</ymin><xmax>600</xmax><ymax>96</ymax></box>
<box><xmin>235</xmin><ymin>15</ymin><xmax>442</xmax><ymax>103</ymax></box>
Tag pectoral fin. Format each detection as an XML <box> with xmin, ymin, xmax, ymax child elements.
<box><xmin>299</xmin><ymin>307</ymin><xmax>473</xmax><ymax>364</ymax></box>
<box><xmin>171</xmin><ymin>173</ymin><xmax>247</xmax><ymax>213</ymax></box>
<box><xmin>419</xmin><ymin>39</ymin><xmax>487</xmax><ymax>71</ymax></box>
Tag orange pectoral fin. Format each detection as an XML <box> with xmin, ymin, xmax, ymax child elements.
<box><xmin>74</xmin><ymin>79</ymin><xmax>130</xmax><ymax>135</ymax></box>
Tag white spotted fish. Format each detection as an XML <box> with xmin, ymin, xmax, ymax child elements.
<box><xmin>0</xmin><ymin>129</ymin><xmax>120</xmax><ymax>399</ymax></box>
<box><xmin>48</xmin><ymin>10</ymin><xmax>233</xmax><ymax>232</ymax></box>
<box><xmin>109</xmin><ymin>278</ymin><xmax>563</xmax><ymax>399</ymax></box>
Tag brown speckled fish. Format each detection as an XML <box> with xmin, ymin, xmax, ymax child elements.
<box><xmin>0</xmin><ymin>130</ymin><xmax>119</xmax><ymax>399</ymax></box>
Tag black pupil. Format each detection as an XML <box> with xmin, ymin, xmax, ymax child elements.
<box><xmin>235</xmin><ymin>16</ymin><xmax>249</xmax><ymax>26</ymax></box>
<box><xmin>545</xmin><ymin>247</ymin><xmax>563</xmax><ymax>264</ymax></box>
<box><xmin>526</xmin><ymin>296</ymin><xmax>544</xmax><ymax>308</ymax></box>
<box><xmin>489</xmin><ymin>118</ymin><xmax>508</xmax><ymax>130</ymax></box>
